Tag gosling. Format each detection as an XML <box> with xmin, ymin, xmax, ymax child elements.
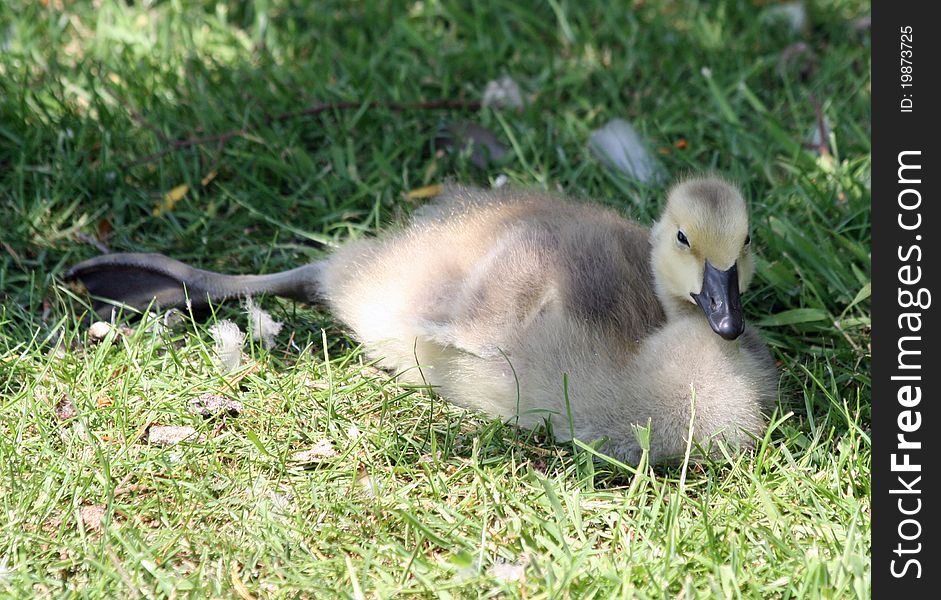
<box><xmin>68</xmin><ymin>177</ymin><xmax>778</xmax><ymax>465</ymax></box>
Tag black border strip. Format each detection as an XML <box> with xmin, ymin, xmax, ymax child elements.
<box><xmin>873</xmin><ymin>4</ymin><xmax>939</xmax><ymax>596</ymax></box>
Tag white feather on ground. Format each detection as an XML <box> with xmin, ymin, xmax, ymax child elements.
<box><xmin>244</xmin><ymin>298</ymin><xmax>283</xmax><ymax>349</ymax></box>
<box><xmin>588</xmin><ymin>118</ymin><xmax>665</xmax><ymax>184</ymax></box>
<box><xmin>208</xmin><ymin>319</ymin><xmax>245</xmax><ymax>372</ymax></box>
<box><xmin>482</xmin><ymin>75</ymin><xmax>524</xmax><ymax>109</ymax></box>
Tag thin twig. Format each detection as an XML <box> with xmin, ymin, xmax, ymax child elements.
<box><xmin>1</xmin><ymin>241</ymin><xmax>23</xmax><ymax>269</ymax></box>
<box><xmin>125</xmin><ymin>98</ymin><xmax>481</xmax><ymax>168</ymax></box>
<box><xmin>126</xmin><ymin>129</ymin><xmax>247</xmax><ymax>167</ymax></box>
<box><xmin>128</xmin><ymin>107</ymin><xmax>170</xmax><ymax>143</ymax></box>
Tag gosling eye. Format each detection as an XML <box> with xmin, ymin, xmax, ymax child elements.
<box><xmin>676</xmin><ymin>230</ymin><xmax>690</xmax><ymax>247</ymax></box>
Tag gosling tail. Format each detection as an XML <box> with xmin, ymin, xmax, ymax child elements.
<box><xmin>66</xmin><ymin>252</ymin><xmax>323</xmax><ymax>318</ymax></box>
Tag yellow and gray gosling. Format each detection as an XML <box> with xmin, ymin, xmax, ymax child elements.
<box><xmin>68</xmin><ymin>177</ymin><xmax>777</xmax><ymax>465</ymax></box>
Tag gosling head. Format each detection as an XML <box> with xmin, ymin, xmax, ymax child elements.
<box><xmin>650</xmin><ymin>178</ymin><xmax>755</xmax><ymax>340</ymax></box>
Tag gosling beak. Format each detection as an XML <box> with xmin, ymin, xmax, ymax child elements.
<box><xmin>690</xmin><ymin>261</ymin><xmax>744</xmax><ymax>341</ymax></box>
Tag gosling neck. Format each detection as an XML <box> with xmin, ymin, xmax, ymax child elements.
<box><xmin>654</xmin><ymin>280</ymin><xmax>746</xmax><ymax>345</ymax></box>
<box><xmin>653</xmin><ymin>279</ymin><xmax>702</xmax><ymax>323</ymax></box>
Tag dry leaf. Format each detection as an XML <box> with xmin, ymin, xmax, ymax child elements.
<box><xmin>153</xmin><ymin>183</ymin><xmax>189</xmax><ymax>216</ymax></box>
<box><xmin>96</xmin><ymin>395</ymin><xmax>113</xmax><ymax>409</ymax></box>
<box><xmin>96</xmin><ymin>218</ymin><xmax>113</xmax><ymax>240</ymax></box>
<box><xmin>200</xmin><ymin>170</ymin><xmax>218</xmax><ymax>187</ymax></box>
<box><xmin>79</xmin><ymin>505</ymin><xmax>107</xmax><ymax>532</ymax></box>
<box><xmin>290</xmin><ymin>439</ymin><xmax>339</xmax><ymax>463</ymax></box>
<box><xmin>55</xmin><ymin>394</ymin><xmax>77</xmax><ymax>422</ymax></box>
<box><xmin>405</xmin><ymin>184</ymin><xmax>444</xmax><ymax>200</ymax></box>
<box><xmin>230</xmin><ymin>563</ymin><xmax>256</xmax><ymax>600</ymax></box>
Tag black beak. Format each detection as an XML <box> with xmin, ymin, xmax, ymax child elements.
<box><xmin>690</xmin><ymin>261</ymin><xmax>744</xmax><ymax>340</ymax></box>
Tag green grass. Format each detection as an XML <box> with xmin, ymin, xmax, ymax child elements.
<box><xmin>1</xmin><ymin>0</ymin><xmax>870</xmax><ymax>597</ymax></box>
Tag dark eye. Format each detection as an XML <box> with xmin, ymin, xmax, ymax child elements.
<box><xmin>744</xmin><ymin>234</ymin><xmax>751</xmax><ymax>247</ymax></box>
<box><xmin>677</xmin><ymin>230</ymin><xmax>690</xmax><ymax>247</ymax></box>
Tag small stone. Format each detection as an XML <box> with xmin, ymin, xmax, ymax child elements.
<box><xmin>188</xmin><ymin>393</ymin><xmax>243</xmax><ymax>418</ymax></box>
<box><xmin>88</xmin><ymin>321</ymin><xmax>113</xmax><ymax>341</ymax></box>
<box><xmin>290</xmin><ymin>439</ymin><xmax>339</xmax><ymax>463</ymax></box>
<box><xmin>148</xmin><ymin>425</ymin><xmax>202</xmax><ymax>446</ymax></box>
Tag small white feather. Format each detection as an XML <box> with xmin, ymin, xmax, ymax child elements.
<box><xmin>209</xmin><ymin>319</ymin><xmax>245</xmax><ymax>372</ymax></box>
<box><xmin>243</xmin><ymin>298</ymin><xmax>283</xmax><ymax>349</ymax></box>
<box><xmin>588</xmin><ymin>118</ymin><xmax>665</xmax><ymax>184</ymax></box>
<box><xmin>482</xmin><ymin>75</ymin><xmax>524</xmax><ymax>109</ymax></box>
<box><xmin>488</xmin><ymin>560</ymin><xmax>526</xmax><ymax>582</ymax></box>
